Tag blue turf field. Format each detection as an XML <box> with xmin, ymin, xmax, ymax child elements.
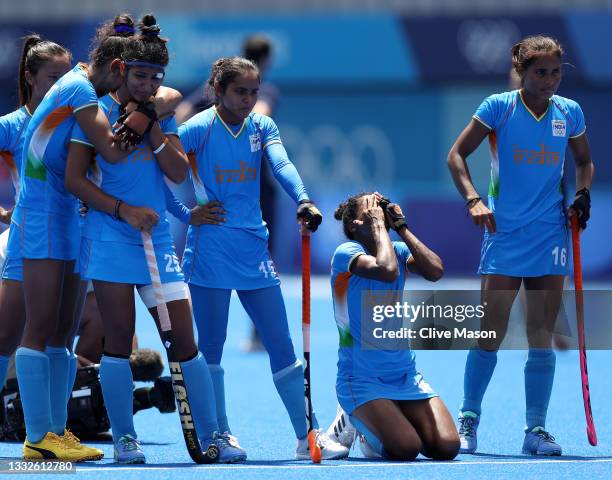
<box><xmin>1</xmin><ymin>277</ymin><xmax>611</xmax><ymax>479</ymax></box>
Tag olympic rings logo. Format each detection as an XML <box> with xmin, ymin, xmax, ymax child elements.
<box><xmin>278</xmin><ymin>123</ymin><xmax>396</xmax><ymax>187</ymax></box>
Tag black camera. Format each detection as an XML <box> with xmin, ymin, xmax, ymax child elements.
<box><xmin>0</xmin><ymin>365</ymin><xmax>176</xmax><ymax>441</ymax></box>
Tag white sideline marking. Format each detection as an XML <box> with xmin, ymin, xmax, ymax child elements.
<box><xmin>77</xmin><ymin>458</ymin><xmax>612</xmax><ymax>472</ymax></box>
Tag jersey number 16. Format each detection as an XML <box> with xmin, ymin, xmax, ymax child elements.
<box><xmin>551</xmin><ymin>246</ymin><xmax>567</xmax><ymax>266</ymax></box>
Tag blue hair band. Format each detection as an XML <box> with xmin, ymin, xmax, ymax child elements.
<box><xmin>114</xmin><ymin>25</ymin><xmax>135</xmax><ymax>34</ymax></box>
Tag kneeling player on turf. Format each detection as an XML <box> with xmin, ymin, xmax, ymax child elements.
<box><xmin>327</xmin><ymin>193</ymin><xmax>459</xmax><ymax>461</ymax></box>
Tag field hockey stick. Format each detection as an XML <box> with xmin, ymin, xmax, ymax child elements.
<box><xmin>571</xmin><ymin>216</ymin><xmax>597</xmax><ymax>446</ymax></box>
<box><xmin>141</xmin><ymin>231</ymin><xmax>219</xmax><ymax>463</ymax></box>
<box><xmin>301</xmin><ymin>223</ymin><xmax>322</xmax><ymax>463</ymax></box>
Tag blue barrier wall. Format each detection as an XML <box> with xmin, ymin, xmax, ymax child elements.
<box><xmin>0</xmin><ymin>13</ymin><xmax>610</xmax><ymax>278</ymax></box>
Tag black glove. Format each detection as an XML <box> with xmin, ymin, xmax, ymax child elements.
<box><xmin>114</xmin><ymin>103</ymin><xmax>129</xmax><ymax>128</ymax></box>
<box><xmin>114</xmin><ymin>101</ymin><xmax>158</xmax><ymax>147</ymax></box>
<box><xmin>378</xmin><ymin>197</ymin><xmax>406</xmax><ymax>232</ymax></box>
<box><xmin>296</xmin><ymin>199</ymin><xmax>323</xmax><ymax>232</ymax></box>
<box><xmin>571</xmin><ymin>187</ymin><xmax>591</xmax><ymax>229</ymax></box>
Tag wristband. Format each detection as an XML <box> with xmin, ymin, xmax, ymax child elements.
<box><xmin>114</xmin><ymin>199</ymin><xmax>123</xmax><ymax>220</ymax></box>
<box><xmin>153</xmin><ymin>137</ymin><xmax>169</xmax><ymax>155</ymax></box>
<box><xmin>575</xmin><ymin>187</ymin><xmax>590</xmax><ymax>199</ymax></box>
<box><xmin>465</xmin><ymin>197</ymin><xmax>481</xmax><ymax>209</ymax></box>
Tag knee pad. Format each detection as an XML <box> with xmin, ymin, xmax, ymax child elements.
<box><xmin>138</xmin><ymin>281</ymin><xmax>189</xmax><ymax>309</ymax></box>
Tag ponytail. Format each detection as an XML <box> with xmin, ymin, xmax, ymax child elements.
<box><xmin>17</xmin><ymin>34</ymin><xmax>71</xmax><ymax>106</ymax></box>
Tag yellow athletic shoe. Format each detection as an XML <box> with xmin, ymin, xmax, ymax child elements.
<box><xmin>23</xmin><ymin>432</ymin><xmax>89</xmax><ymax>461</ymax></box>
<box><xmin>62</xmin><ymin>430</ymin><xmax>104</xmax><ymax>461</ymax></box>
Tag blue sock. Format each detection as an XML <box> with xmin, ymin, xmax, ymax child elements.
<box><xmin>0</xmin><ymin>355</ymin><xmax>9</xmax><ymax>389</ymax></box>
<box><xmin>99</xmin><ymin>356</ymin><xmax>136</xmax><ymax>442</ymax></box>
<box><xmin>66</xmin><ymin>351</ymin><xmax>78</xmax><ymax>406</ymax></box>
<box><xmin>524</xmin><ymin>349</ymin><xmax>556</xmax><ymax>431</ymax></box>
<box><xmin>15</xmin><ymin>347</ymin><xmax>51</xmax><ymax>443</ymax></box>
<box><xmin>181</xmin><ymin>352</ymin><xmax>219</xmax><ymax>440</ymax></box>
<box><xmin>273</xmin><ymin>360</ymin><xmax>310</xmax><ymax>440</ymax></box>
<box><xmin>208</xmin><ymin>365</ymin><xmax>230</xmax><ymax>433</ymax></box>
<box><xmin>45</xmin><ymin>346</ymin><xmax>70</xmax><ymax>435</ymax></box>
<box><xmin>461</xmin><ymin>349</ymin><xmax>498</xmax><ymax>416</ymax></box>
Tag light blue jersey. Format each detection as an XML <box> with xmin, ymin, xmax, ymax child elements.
<box><xmin>18</xmin><ymin>64</ymin><xmax>98</xmax><ymax>215</ymax></box>
<box><xmin>0</xmin><ymin>106</ymin><xmax>32</xmax><ymax>201</ymax></box>
<box><xmin>179</xmin><ymin>106</ymin><xmax>308</xmax><ymax>288</ymax></box>
<box><xmin>179</xmin><ymin>106</ymin><xmax>308</xmax><ymax>237</ymax></box>
<box><xmin>0</xmin><ymin>106</ymin><xmax>32</xmax><ymax>281</ymax></box>
<box><xmin>71</xmin><ymin>93</ymin><xmax>179</xmax><ymax>245</ymax></box>
<box><xmin>474</xmin><ymin>90</ymin><xmax>585</xmax><ymax>232</ymax></box>
<box><xmin>331</xmin><ymin>241</ymin><xmax>416</xmax><ymax>378</ymax></box>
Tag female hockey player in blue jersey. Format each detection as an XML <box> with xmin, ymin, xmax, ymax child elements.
<box><xmin>10</xmin><ymin>16</ymin><xmax>138</xmax><ymax>462</ymax></box>
<box><xmin>0</xmin><ymin>34</ymin><xmax>72</xmax><ymax>403</ymax></box>
<box><xmin>178</xmin><ymin>56</ymin><xmax>348</xmax><ymax>460</ymax></box>
<box><xmin>65</xmin><ymin>14</ymin><xmax>246</xmax><ymax>465</ymax></box>
<box><xmin>447</xmin><ymin>35</ymin><xmax>594</xmax><ymax>456</ymax></box>
<box><xmin>328</xmin><ymin>192</ymin><xmax>459</xmax><ymax>461</ymax></box>
<box><xmin>12</xmin><ymin>13</ymin><xmax>183</xmax><ymax>462</ymax></box>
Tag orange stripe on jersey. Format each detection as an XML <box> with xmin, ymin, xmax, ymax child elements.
<box><xmin>41</xmin><ymin>106</ymin><xmax>74</xmax><ymax>132</ymax></box>
<box><xmin>333</xmin><ymin>271</ymin><xmax>353</xmax><ymax>347</ymax></box>
<box><xmin>488</xmin><ymin>131</ymin><xmax>497</xmax><ymax>157</ymax></box>
<box><xmin>334</xmin><ymin>271</ymin><xmax>351</xmax><ymax>301</ymax></box>
<box><xmin>0</xmin><ymin>151</ymin><xmax>16</xmax><ymax>170</ymax></box>
<box><xmin>187</xmin><ymin>152</ymin><xmax>201</xmax><ymax>183</ymax></box>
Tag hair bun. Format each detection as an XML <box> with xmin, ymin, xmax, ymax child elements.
<box><xmin>140</xmin><ymin>14</ymin><xmax>160</xmax><ymax>37</ymax></box>
<box><xmin>334</xmin><ymin>203</ymin><xmax>346</xmax><ymax>221</ymax></box>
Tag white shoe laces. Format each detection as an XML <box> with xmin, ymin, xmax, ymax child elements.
<box><xmin>314</xmin><ymin>429</ymin><xmax>340</xmax><ymax>449</ymax></box>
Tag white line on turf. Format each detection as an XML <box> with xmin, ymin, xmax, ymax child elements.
<box><xmin>76</xmin><ymin>458</ymin><xmax>612</xmax><ymax>472</ymax></box>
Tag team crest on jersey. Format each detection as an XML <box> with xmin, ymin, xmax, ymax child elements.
<box><xmin>552</xmin><ymin>119</ymin><xmax>566</xmax><ymax>137</ymax></box>
<box><xmin>249</xmin><ymin>133</ymin><xmax>261</xmax><ymax>152</ymax></box>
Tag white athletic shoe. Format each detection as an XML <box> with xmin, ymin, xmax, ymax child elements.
<box><xmin>458</xmin><ymin>411</ymin><xmax>480</xmax><ymax>454</ymax></box>
<box><xmin>326</xmin><ymin>405</ymin><xmax>357</xmax><ymax>450</ymax></box>
<box><xmin>296</xmin><ymin>429</ymin><xmax>350</xmax><ymax>460</ymax></box>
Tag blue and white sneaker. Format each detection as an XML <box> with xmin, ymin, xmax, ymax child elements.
<box><xmin>458</xmin><ymin>411</ymin><xmax>479</xmax><ymax>454</ymax></box>
<box><xmin>326</xmin><ymin>405</ymin><xmax>357</xmax><ymax>450</ymax></box>
<box><xmin>114</xmin><ymin>434</ymin><xmax>145</xmax><ymax>464</ymax></box>
<box><xmin>204</xmin><ymin>432</ymin><xmax>247</xmax><ymax>463</ymax></box>
<box><xmin>522</xmin><ymin>427</ymin><xmax>562</xmax><ymax>456</ymax></box>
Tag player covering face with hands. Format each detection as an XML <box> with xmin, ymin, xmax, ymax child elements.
<box><xmin>326</xmin><ymin>193</ymin><xmax>459</xmax><ymax>460</ymax></box>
